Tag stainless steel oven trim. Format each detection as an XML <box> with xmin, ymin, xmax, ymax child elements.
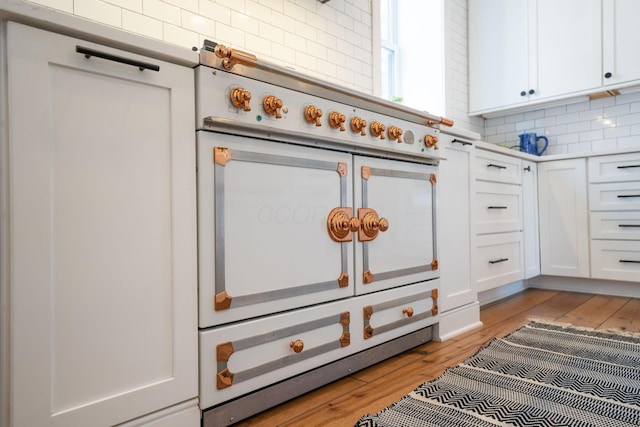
<box><xmin>213</xmin><ymin>148</ymin><xmax>351</xmax><ymax>309</ymax></box>
<box><xmin>361</xmin><ymin>166</ymin><xmax>437</xmax><ymax>284</ymax></box>
<box><xmin>363</xmin><ymin>291</ymin><xmax>436</xmax><ymax>338</ymax></box>
<box><xmin>216</xmin><ymin>313</ymin><xmax>349</xmax><ymax>385</ymax></box>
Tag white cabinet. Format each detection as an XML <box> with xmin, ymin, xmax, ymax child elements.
<box><xmin>522</xmin><ymin>160</ymin><xmax>541</xmax><ymax>278</ymax></box>
<box><xmin>538</xmin><ymin>159</ymin><xmax>590</xmax><ymax>277</ymax></box>
<box><xmin>474</xmin><ymin>149</ymin><xmax>525</xmax><ymax>291</ymax></box>
<box><xmin>470</xmin><ymin>0</ymin><xmax>602</xmax><ymax>115</ymax></box>
<box><xmin>603</xmin><ymin>0</ymin><xmax>640</xmax><ymax>86</ymax></box>
<box><xmin>589</xmin><ymin>152</ymin><xmax>640</xmax><ymax>281</ymax></box>
<box><xmin>6</xmin><ymin>22</ymin><xmax>197</xmax><ymax>427</ymax></box>
<box><xmin>438</xmin><ymin>136</ymin><xmax>476</xmax><ymax>312</ymax></box>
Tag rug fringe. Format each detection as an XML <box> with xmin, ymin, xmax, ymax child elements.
<box><xmin>525</xmin><ymin>318</ymin><xmax>640</xmax><ymax>339</ymax></box>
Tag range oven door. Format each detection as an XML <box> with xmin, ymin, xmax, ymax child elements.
<box><xmin>353</xmin><ymin>156</ymin><xmax>438</xmax><ymax>295</ymax></box>
<box><xmin>197</xmin><ymin>132</ymin><xmax>355</xmax><ymax>328</ymax></box>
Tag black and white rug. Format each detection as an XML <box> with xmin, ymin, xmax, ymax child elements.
<box><xmin>355</xmin><ymin>322</ymin><xmax>640</xmax><ymax>427</ymax></box>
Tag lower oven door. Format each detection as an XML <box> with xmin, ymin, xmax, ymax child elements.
<box><xmin>353</xmin><ymin>156</ymin><xmax>438</xmax><ymax>294</ymax></box>
<box><xmin>197</xmin><ymin>131</ymin><xmax>354</xmax><ymax>327</ymax></box>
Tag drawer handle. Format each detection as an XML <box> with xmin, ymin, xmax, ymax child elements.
<box><xmin>619</xmin><ymin>224</ymin><xmax>640</xmax><ymax>228</ymax></box>
<box><xmin>617</xmin><ymin>165</ymin><xmax>640</xmax><ymax>169</ymax></box>
<box><xmin>489</xmin><ymin>258</ymin><xmax>509</xmax><ymax>264</ymax></box>
<box><xmin>290</xmin><ymin>339</ymin><xmax>304</xmax><ymax>353</ymax></box>
<box><xmin>452</xmin><ymin>139</ymin><xmax>473</xmax><ymax>146</ymax></box>
<box><xmin>619</xmin><ymin>260</ymin><xmax>640</xmax><ymax>264</ymax></box>
<box><xmin>617</xmin><ymin>194</ymin><xmax>640</xmax><ymax>198</ymax></box>
<box><xmin>487</xmin><ymin>206</ymin><xmax>508</xmax><ymax>209</ymax></box>
<box><xmin>402</xmin><ymin>307</ymin><xmax>414</xmax><ymax>317</ymax></box>
<box><xmin>76</xmin><ymin>46</ymin><xmax>160</xmax><ymax>72</ymax></box>
<box><xmin>524</xmin><ymin>165</ymin><xmax>531</xmax><ymax>172</ymax></box>
<box><xmin>487</xmin><ymin>163</ymin><xmax>507</xmax><ymax>169</ymax></box>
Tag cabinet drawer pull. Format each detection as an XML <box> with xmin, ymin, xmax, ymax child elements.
<box><xmin>524</xmin><ymin>165</ymin><xmax>531</xmax><ymax>172</ymax></box>
<box><xmin>619</xmin><ymin>224</ymin><xmax>640</xmax><ymax>228</ymax></box>
<box><xmin>487</xmin><ymin>206</ymin><xmax>508</xmax><ymax>209</ymax></box>
<box><xmin>76</xmin><ymin>46</ymin><xmax>160</xmax><ymax>72</ymax></box>
<box><xmin>487</xmin><ymin>163</ymin><xmax>507</xmax><ymax>169</ymax></box>
<box><xmin>619</xmin><ymin>260</ymin><xmax>640</xmax><ymax>264</ymax></box>
<box><xmin>452</xmin><ymin>139</ymin><xmax>473</xmax><ymax>146</ymax></box>
<box><xmin>489</xmin><ymin>258</ymin><xmax>509</xmax><ymax>264</ymax></box>
<box><xmin>616</xmin><ymin>164</ymin><xmax>640</xmax><ymax>169</ymax></box>
<box><xmin>617</xmin><ymin>194</ymin><xmax>640</xmax><ymax>198</ymax></box>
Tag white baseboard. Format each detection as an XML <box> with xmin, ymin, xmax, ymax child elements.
<box><xmin>527</xmin><ymin>275</ymin><xmax>640</xmax><ymax>298</ymax></box>
<box><xmin>478</xmin><ymin>280</ymin><xmax>528</xmax><ymax>306</ymax></box>
<box><xmin>435</xmin><ymin>301</ymin><xmax>483</xmax><ymax>342</ymax></box>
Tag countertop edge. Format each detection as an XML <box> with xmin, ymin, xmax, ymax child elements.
<box><xmin>473</xmin><ymin>140</ymin><xmax>640</xmax><ymax>162</ymax></box>
<box><xmin>0</xmin><ymin>0</ymin><xmax>199</xmax><ymax>67</ymax></box>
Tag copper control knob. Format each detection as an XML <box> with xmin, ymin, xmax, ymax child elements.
<box><xmin>351</xmin><ymin>117</ymin><xmax>367</xmax><ymax>136</ymax></box>
<box><xmin>305</xmin><ymin>105</ymin><xmax>323</xmax><ymax>126</ymax></box>
<box><xmin>230</xmin><ymin>87</ymin><xmax>252</xmax><ymax>112</ymax></box>
<box><xmin>388</xmin><ymin>126</ymin><xmax>403</xmax><ymax>143</ymax></box>
<box><xmin>263</xmin><ymin>95</ymin><xmax>283</xmax><ymax>118</ymax></box>
<box><xmin>370</xmin><ymin>121</ymin><xmax>386</xmax><ymax>139</ymax></box>
<box><xmin>424</xmin><ymin>134</ymin><xmax>439</xmax><ymax>149</ymax></box>
<box><xmin>402</xmin><ymin>307</ymin><xmax>414</xmax><ymax>317</ymax></box>
<box><xmin>329</xmin><ymin>112</ymin><xmax>346</xmax><ymax>131</ymax></box>
<box><xmin>290</xmin><ymin>339</ymin><xmax>304</xmax><ymax>353</ymax></box>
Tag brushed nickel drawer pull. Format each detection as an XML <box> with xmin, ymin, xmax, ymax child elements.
<box><xmin>489</xmin><ymin>258</ymin><xmax>509</xmax><ymax>264</ymax></box>
<box><xmin>76</xmin><ymin>46</ymin><xmax>160</xmax><ymax>71</ymax></box>
<box><xmin>487</xmin><ymin>163</ymin><xmax>507</xmax><ymax>169</ymax></box>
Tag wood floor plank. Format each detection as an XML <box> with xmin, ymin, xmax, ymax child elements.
<box><xmin>598</xmin><ymin>297</ymin><xmax>640</xmax><ymax>333</ymax></box>
<box><xmin>521</xmin><ymin>291</ymin><xmax>593</xmax><ymax>319</ymax></box>
<box><xmin>556</xmin><ymin>294</ymin><xmax>630</xmax><ymax>329</ymax></box>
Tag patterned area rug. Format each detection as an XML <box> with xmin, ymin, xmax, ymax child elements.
<box><xmin>355</xmin><ymin>322</ymin><xmax>640</xmax><ymax>427</ymax></box>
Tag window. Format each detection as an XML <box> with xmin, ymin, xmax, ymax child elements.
<box><xmin>374</xmin><ymin>0</ymin><xmax>445</xmax><ymax>116</ymax></box>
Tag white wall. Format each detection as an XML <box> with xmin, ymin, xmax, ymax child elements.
<box><xmin>26</xmin><ymin>0</ymin><xmax>482</xmax><ymax>134</ymax></box>
<box><xmin>483</xmin><ymin>93</ymin><xmax>640</xmax><ymax>155</ymax></box>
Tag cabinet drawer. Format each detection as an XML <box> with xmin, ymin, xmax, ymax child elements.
<box><xmin>476</xmin><ymin>232</ymin><xmax>524</xmax><ymax>292</ymax></box>
<box><xmin>199</xmin><ymin>281</ymin><xmax>439</xmax><ymax>409</ymax></box>
<box><xmin>475</xmin><ymin>181</ymin><xmax>523</xmax><ymax>234</ymax></box>
<box><xmin>590</xmin><ymin>212</ymin><xmax>640</xmax><ymax>240</ymax></box>
<box><xmin>591</xmin><ymin>240</ymin><xmax>640</xmax><ymax>282</ymax></box>
<box><xmin>589</xmin><ymin>182</ymin><xmax>640</xmax><ymax>211</ymax></box>
<box><xmin>588</xmin><ymin>152</ymin><xmax>640</xmax><ymax>183</ymax></box>
<box><xmin>474</xmin><ymin>150</ymin><xmax>522</xmax><ymax>184</ymax></box>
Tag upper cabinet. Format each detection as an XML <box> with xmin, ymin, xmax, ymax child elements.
<box><xmin>470</xmin><ymin>0</ymin><xmax>605</xmax><ymax>115</ymax></box>
<box><xmin>602</xmin><ymin>0</ymin><xmax>640</xmax><ymax>86</ymax></box>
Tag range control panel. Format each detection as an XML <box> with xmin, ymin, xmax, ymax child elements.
<box><xmin>195</xmin><ymin>66</ymin><xmax>442</xmax><ymax>161</ymax></box>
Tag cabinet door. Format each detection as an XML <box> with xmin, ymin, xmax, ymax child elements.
<box><xmin>7</xmin><ymin>23</ymin><xmax>197</xmax><ymax>426</ymax></box>
<box><xmin>469</xmin><ymin>0</ymin><xmax>530</xmax><ymax>113</ymax></box>
<box><xmin>438</xmin><ymin>140</ymin><xmax>476</xmax><ymax>312</ymax></box>
<box><xmin>603</xmin><ymin>0</ymin><xmax>640</xmax><ymax>86</ymax></box>
<box><xmin>538</xmin><ymin>159</ymin><xmax>590</xmax><ymax>277</ymax></box>
<box><xmin>353</xmin><ymin>156</ymin><xmax>438</xmax><ymax>294</ymax></box>
<box><xmin>522</xmin><ymin>161</ymin><xmax>540</xmax><ymax>279</ymax></box>
<box><xmin>536</xmin><ymin>0</ymin><xmax>602</xmax><ymax>98</ymax></box>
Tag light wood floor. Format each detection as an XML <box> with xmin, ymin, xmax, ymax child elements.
<box><xmin>233</xmin><ymin>289</ymin><xmax>640</xmax><ymax>426</ymax></box>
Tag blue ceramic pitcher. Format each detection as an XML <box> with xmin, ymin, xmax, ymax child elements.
<box><xmin>519</xmin><ymin>133</ymin><xmax>548</xmax><ymax>156</ymax></box>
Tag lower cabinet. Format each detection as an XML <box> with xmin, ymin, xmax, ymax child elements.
<box><xmin>199</xmin><ymin>281</ymin><xmax>439</xmax><ymax>408</ymax></box>
<box><xmin>538</xmin><ymin>158</ymin><xmax>590</xmax><ymax>277</ymax></box>
<box><xmin>476</xmin><ymin>233</ymin><xmax>524</xmax><ymax>292</ymax></box>
<box><xmin>5</xmin><ymin>22</ymin><xmax>197</xmax><ymax>426</ymax></box>
<box><xmin>522</xmin><ymin>160</ymin><xmax>541</xmax><ymax>278</ymax></box>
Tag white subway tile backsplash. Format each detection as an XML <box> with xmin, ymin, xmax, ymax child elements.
<box><xmin>556</xmin><ymin>112</ymin><xmax>580</xmax><ymax>125</ymax></box>
<box><xmin>566</xmin><ymin>100</ymin><xmax>591</xmax><ymax>113</ymax></box>
<box><xmin>535</xmin><ymin>116</ymin><xmax>557</xmax><ymax>128</ymax></box>
<box><xmin>515</xmin><ymin>120</ymin><xmax>535</xmax><ymax>131</ymax></box>
<box><xmin>122</xmin><ymin>10</ymin><xmax>162</xmax><ymax>39</ymax></box>
<box><xmin>143</xmin><ymin>0</ymin><xmax>181</xmax><ymax>26</ymax></box>
<box><xmin>524</xmin><ymin>110</ymin><xmax>544</xmax><ymax>120</ymax></box>
<box><xmin>198</xmin><ymin>0</ymin><xmax>231</xmax><ymax>24</ymax></box>
<box><xmin>486</xmin><ymin>134</ymin><xmax>506</xmax><ymax>144</ymax></box>
<box><xmin>590</xmin><ymin>117</ymin><xmax>616</xmax><ymax>130</ymax></box>
<box><xmin>631</xmin><ymin>101</ymin><xmax>640</xmax><ymax>114</ymax></box>
<box><xmin>544</xmin><ymin>124</ymin><xmax>568</xmax><ymax>136</ymax></box>
<box><xmin>567</xmin><ymin>121</ymin><xmax>591</xmax><ymax>133</ymax></box>
<box><xmin>259</xmin><ymin>0</ymin><xmax>283</xmax><ymax>14</ymax></box>
<box><xmin>245</xmin><ymin>33</ymin><xmax>272</xmax><ymax>56</ymax></box>
<box><xmin>164</xmin><ymin>0</ymin><xmax>198</xmax><ymax>13</ymax></box>
<box><xmin>589</xmin><ymin>96</ymin><xmax>616</xmax><ymax>108</ymax></box>
<box><xmin>215</xmin><ymin>0</ymin><xmax>245</xmax><ymax>13</ymax></box>
<box><xmin>616</xmin><ymin>136</ymin><xmax>640</xmax><ymax>148</ymax></box>
<box><xmin>295</xmin><ymin>51</ymin><xmax>318</xmax><ymax>71</ymax></box>
<box><xmin>106</xmin><ymin>0</ymin><xmax>142</xmax><ymax>13</ymax></box>
<box><xmin>545</xmin><ymin>144</ymin><xmax>568</xmax><ymax>155</ymax></box>
<box><xmin>567</xmin><ymin>141</ymin><xmax>592</xmax><ymax>153</ymax></box>
<box><xmin>215</xmin><ymin>22</ymin><xmax>245</xmax><ymax>46</ymax></box>
<box><xmin>578</xmin><ymin>108</ymin><xmax>603</xmax><ymax>121</ymax></box>
<box><xmin>556</xmin><ymin>133</ymin><xmax>580</xmax><ymax>145</ymax></box>
<box><xmin>544</xmin><ymin>105</ymin><xmax>567</xmax><ymax>117</ymax></box>
<box><xmin>485</xmin><ymin>117</ymin><xmax>505</xmax><ymax>127</ymax></box>
<box><xmin>283</xmin><ymin>1</ymin><xmax>305</xmax><ymax>22</ymax></box>
<box><xmin>604</xmin><ymin>125</ymin><xmax>630</xmax><ymax>139</ymax></box>
<box><xmin>75</xmin><ymin>0</ymin><xmax>122</xmax><ymax>27</ymax></box>
<box><xmin>592</xmin><ymin>139</ymin><xmax>618</xmax><ymax>151</ymax></box>
<box><xmin>503</xmin><ymin>112</ymin><xmax>524</xmax><ymax>124</ymax></box>
<box><xmin>579</xmin><ymin>129</ymin><xmax>604</xmax><ymax>142</ymax></box>
<box><xmin>182</xmin><ymin>10</ymin><xmax>215</xmax><ymax>38</ymax></box>
<box><xmin>617</xmin><ymin>113</ymin><xmax>640</xmax><ymax>126</ymax></box>
<box><xmin>616</xmin><ymin>91</ymin><xmax>640</xmax><ymax>105</ymax></box>
<box><xmin>259</xmin><ymin>20</ymin><xmax>284</xmax><ymax>43</ymax></box>
<box><xmin>604</xmin><ymin>104</ymin><xmax>630</xmax><ymax>117</ymax></box>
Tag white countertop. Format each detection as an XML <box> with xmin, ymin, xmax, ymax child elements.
<box><xmin>0</xmin><ymin>0</ymin><xmax>199</xmax><ymax>67</ymax></box>
<box><xmin>474</xmin><ymin>140</ymin><xmax>640</xmax><ymax>162</ymax></box>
